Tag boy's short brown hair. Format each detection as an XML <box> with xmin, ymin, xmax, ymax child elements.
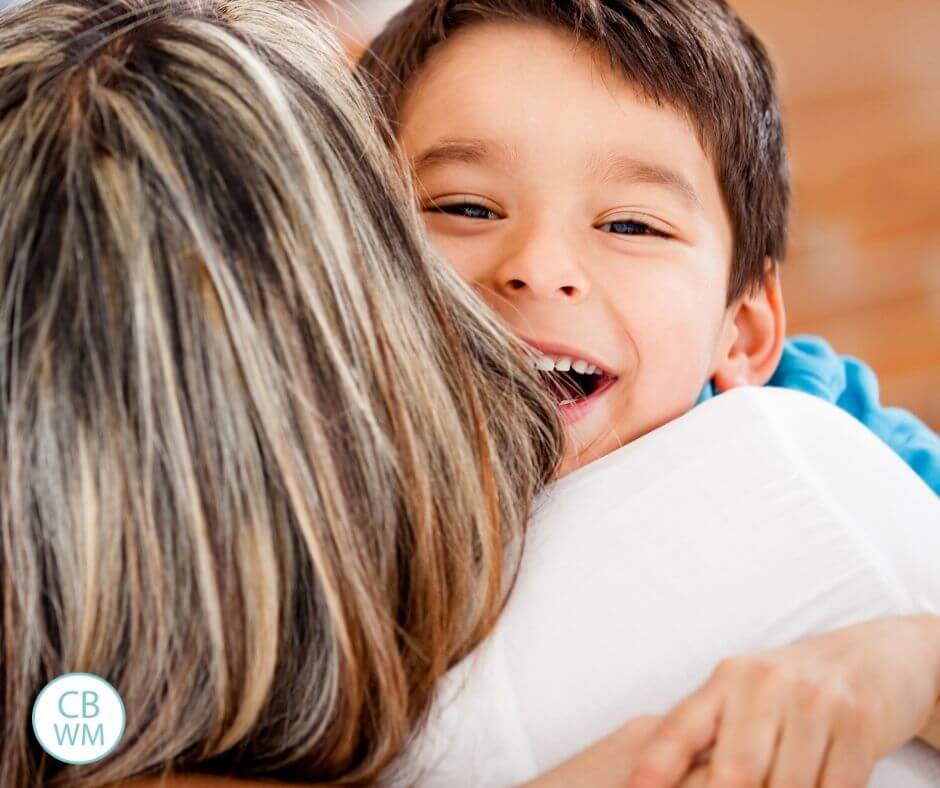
<box><xmin>358</xmin><ymin>0</ymin><xmax>790</xmax><ymax>303</ymax></box>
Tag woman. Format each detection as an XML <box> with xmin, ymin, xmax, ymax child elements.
<box><xmin>2</xmin><ymin>2</ymin><xmax>938</xmax><ymax>788</ymax></box>
<box><xmin>405</xmin><ymin>385</ymin><xmax>940</xmax><ymax>787</ymax></box>
<box><xmin>0</xmin><ymin>1</ymin><xmax>561</xmax><ymax>784</ymax></box>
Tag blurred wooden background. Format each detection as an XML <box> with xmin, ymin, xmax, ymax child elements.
<box><xmin>329</xmin><ymin>0</ymin><xmax>940</xmax><ymax>429</ymax></box>
<box><xmin>736</xmin><ymin>0</ymin><xmax>940</xmax><ymax>429</ymax></box>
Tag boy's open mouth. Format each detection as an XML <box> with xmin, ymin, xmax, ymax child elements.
<box><xmin>522</xmin><ymin>338</ymin><xmax>619</xmax><ymax>408</ymax></box>
<box><xmin>537</xmin><ymin>366</ymin><xmax>616</xmax><ymax>406</ymax></box>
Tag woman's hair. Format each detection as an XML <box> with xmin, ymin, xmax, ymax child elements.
<box><xmin>0</xmin><ymin>1</ymin><xmax>562</xmax><ymax>784</ymax></box>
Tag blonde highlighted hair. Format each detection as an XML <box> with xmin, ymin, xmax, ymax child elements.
<box><xmin>0</xmin><ymin>1</ymin><xmax>562</xmax><ymax>784</ymax></box>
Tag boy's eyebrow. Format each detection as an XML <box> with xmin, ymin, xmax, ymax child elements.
<box><xmin>411</xmin><ymin>141</ymin><xmax>703</xmax><ymax>211</ymax></box>
<box><xmin>592</xmin><ymin>153</ymin><xmax>703</xmax><ymax>212</ymax></box>
<box><xmin>410</xmin><ymin>138</ymin><xmax>516</xmax><ymax>174</ymax></box>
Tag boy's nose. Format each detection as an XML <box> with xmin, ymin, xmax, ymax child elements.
<box><xmin>493</xmin><ymin>241</ymin><xmax>590</xmax><ymax>303</ymax></box>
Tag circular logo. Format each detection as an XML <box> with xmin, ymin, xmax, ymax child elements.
<box><xmin>32</xmin><ymin>673</ymin><xmax>125</xmax><ymax>764</ymax></box>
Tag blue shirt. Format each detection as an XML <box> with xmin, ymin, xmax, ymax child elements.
<box><xmin>696</xmin><ymin>335</ymin><xmax>940</xmax><ymax>495</ymax></box>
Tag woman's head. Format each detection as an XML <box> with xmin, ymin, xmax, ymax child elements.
<box><xmin>0</xmin><ymin>1</ymin><xmax>561</xmax><ymax>784</ymax></box>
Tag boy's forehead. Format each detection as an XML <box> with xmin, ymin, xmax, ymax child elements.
<box><xmin>399</xmin><ymin>21</ymin><xmax>714</xmax><ymax>206</ymax></box>
<box><xmin>401</xmin><ymin>20</ymin><xmax>611</xmax><ymax>118</ymax></box>
<box><xmin>401</xmin><ymin>21</ymin><xmax>705</xmax><ymax>156</ymax></box>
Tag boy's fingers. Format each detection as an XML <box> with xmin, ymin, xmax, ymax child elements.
<box><xmin>677</xmin><ymin>765</ymin><xmax>710</xmax><ymax>788</ymax></box>
<box><xmin>819</xmin><ymin>710</ymin><xmax>877</xmax><ymax>788</ymax></box>
<box><xmin>625</xmin><ymin>692</ymin><xmax>720</xmax><ymax>788</ymax></box>
<box><xmin>819</xmin><ymin>734</ymin><xmax>874</xmax><ymax>788</ymax></box>
<box><xmin>767</xmin><ymin>694</ymin><xmax>833</xmax><ymax>788</ymax></box>
<box><xmin>704</xmin><ymin>686</ymin><xmax>781</xmax><ymax>788</ymax></box>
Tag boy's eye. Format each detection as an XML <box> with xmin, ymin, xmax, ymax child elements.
<box><xmin>425</xmin><ymin>202</ymin><xmax>500</xmax><ymax>221</ymax></box>
<box><xmin>598</xmin><ymin>220</ymin><xmax>668</xmax><ymax>237</ymax></box>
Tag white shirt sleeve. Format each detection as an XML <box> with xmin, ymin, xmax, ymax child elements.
<box><xmin>746</xmin><ymin>385</ymin><xmax>940</xmax><ymax>613</ymax></box>
<box><xmin>400</xmin><ymin>386</ymin><xmax>940</xmax><ymax>787</ymax></box>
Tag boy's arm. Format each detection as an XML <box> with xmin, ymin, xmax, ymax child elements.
<box><xmin>622</xmin><ymin>614</ymin><xmax>940</xmax><ymax>788</ymax></box>
<box><xmin>523</xmin><ymin>716</ymin><xmax>709</xmax><ymax>787</ymax></box>
<box><xmin>769</xmin><ymin>335</ymin><xmax>940</xmax><ymax>495</ymax></box>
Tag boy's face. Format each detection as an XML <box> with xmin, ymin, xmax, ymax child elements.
<box><xmin>398</xmin><ymin>21</ymin><xmax>738</xmax><ymax>476</ymax></box>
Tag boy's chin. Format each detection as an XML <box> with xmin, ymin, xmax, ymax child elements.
<box><xmin>552</xmin><ymin>396</ymin><xmax>630</xmax><ymax>476</ymax></box>
<box><xmin>553</xmin><ymin>427</ymin><xmax>622</xmax><ymax>479</ymax></box>
<box><xmin>553</xmin><ymin>452</ymin><xmax>588</xmax><ymax>480</ymax></box>
<box><xmin>554</xmin><ymin>407</ymin><xmax>684</xmax><ymax>478</ymax></box>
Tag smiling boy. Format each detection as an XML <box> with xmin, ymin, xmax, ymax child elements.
<box><xmin>358</xmin><ymin>0</ymin><xmax>939</xmax><ymax>484</ymax></box>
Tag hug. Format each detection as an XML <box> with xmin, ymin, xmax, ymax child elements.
<box><xmin>0</xmin><ymin>0</ymin><xmax>938</xmax><ymax>786</ymax></box>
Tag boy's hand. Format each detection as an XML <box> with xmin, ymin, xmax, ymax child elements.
<box><xmin>525</xmin><ymin>716</ymin><xmax>708</xmax><ymax>787</ymax></box>
<box><xmin>625</xmin><ymin>614</ymin><xmax>940</xmax><ymax>788</ymax></box>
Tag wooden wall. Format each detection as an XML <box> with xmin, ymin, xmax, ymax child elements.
<box><xmin>735</xmin><ymin>0</ymin><xmax>940</xmax><ymax>429</ymax></box>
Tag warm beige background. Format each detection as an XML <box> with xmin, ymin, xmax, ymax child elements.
<box><xmin>330</xmin><ymin>0</ymin><xmax>940</xmax><ymax>428</ymax></box>
<box><xmin>736</xmin><ymin>0</ymin><xmax>940</xmax><ymax>429</ymax></box>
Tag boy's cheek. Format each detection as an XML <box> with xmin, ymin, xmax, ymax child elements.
<box><xmin>614</xmin><ymin>291</ymin><xmax>714</xmax><ymax>358</ymax></box>
<box><xmin>616</xmin><ymin>303</ymin><xmax>720</xmax><ymax>410</ymax></box>
<box><xmin>423</xmin><ymin>228</ymin><xmax>495</xmax><ymax>283</ymax></box>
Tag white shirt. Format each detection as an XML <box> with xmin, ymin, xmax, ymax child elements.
<box><xmin>398</xmin><ymin>386</ymin><xmax>940</xmax><ymax>787</ymax></box>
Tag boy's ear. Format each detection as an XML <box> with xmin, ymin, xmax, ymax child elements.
<box><xmin>712</xmin><ymin>259</ymin><xmax>786</xmax><ymax>392</ymax></box>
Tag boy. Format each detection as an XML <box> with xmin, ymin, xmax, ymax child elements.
<box><xmin>358</xmin><ymin>0</ymin><xmax>939</xmax><ymax>486</ymax></box>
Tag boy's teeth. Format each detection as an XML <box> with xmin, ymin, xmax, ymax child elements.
<box><xmin>532</xmin><ymin>351</ymin><xmax>605</xmax><ymax>375</ymax></box>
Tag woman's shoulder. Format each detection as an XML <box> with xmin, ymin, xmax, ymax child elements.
<box><xmin>547</xmin><ymin>385</ymin><xmax>935</xmax><ymax>503</ymax></box>
<box><xmin>406</xmin><ymin>387</ymin><xmax>939</xmax><ymax>785</ymax></box>
<box><xmin>404</xmin><ymin>386</ymin><xmax>939</xmax><ymax>786</ymax></box>
<box><xmin>711</xmin><ymin>385</ymin><xmax>939</xmax><ymax>525</ymax></box>
<box><xmin>533</xmin><ymin>384</ymin><xmax>939</xmax><ymax>611</ymax></box>
<box><xmin>540</xmin><ymin>383</ymin><xmax>938</xmax><ymax>551</ymax></box>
